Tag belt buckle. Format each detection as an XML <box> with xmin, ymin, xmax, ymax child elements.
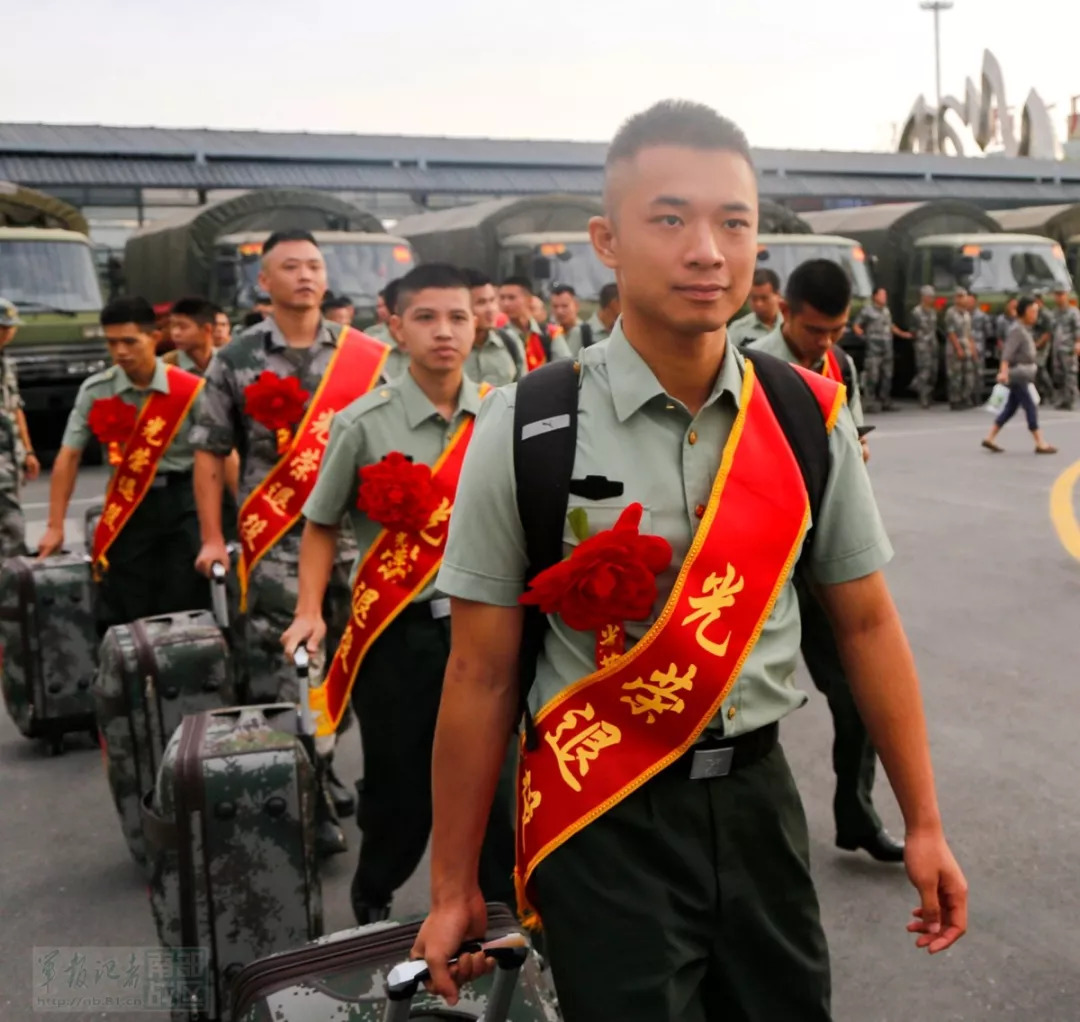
<box><xmin>429</xmin><ymin>597</ymin><xmax>451</xmax><ymax>620</ymax></box>
<box><xmin>689</xmin><ymin>746</ymin><xmax>734</xmax><ymax>780</ymax></box>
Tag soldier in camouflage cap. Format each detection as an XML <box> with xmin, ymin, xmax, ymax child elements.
<box><xmin>909</xmin><ymin>285</ymin><xmax>940</xmax><ymax>409</ymax></box>
<box><xmin>1032</xmin><ymin>290</ymin><xmax>1056</xmax><ymax>404</ymax></box>
<box><xmin>0</xmin><ymin>298</ymin><xmax>40</xmax><ymax>558</ymax></box>
<box><xmin>853</xmin><ymin>287</ymin><xmax>912</xmax><ymax>412</ymax></box>
<box><xmin>944</xmin><ymin>288</ymin><xmax>976</xmax><ymax>410</ymax></box>
<box><xmin>1049</xmin><ymin>283</ymin><xmax>1080</xmax><ymax>409</ymax></box>
<box><xmin>967</xmin><ymin>292</ymin><xmax>993</xmax><ymax>406</ymax></box>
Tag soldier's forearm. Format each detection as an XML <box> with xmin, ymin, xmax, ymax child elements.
<box><xmin>223</xmin><ymin>451</ymin><xmax>240</xmax><ymax>501</ymax></box>
<box><xmin>295</xmin><ymin>521</ymin><xmax>337</xmax><ymax>617</ymax></box>
<box><xmin>193</xmin><ymin>451</ymin><xmax>226</xmax><ymax>543</ymax></box>
<box><xmin>15</xmin><ymin>409</ymin><xmax>32</xmax><ymax>451</ymax></box>
<box><xmin>46</xmin><ymin>447</ymin><xmax>81</xmax><ymax>529</ymax></box>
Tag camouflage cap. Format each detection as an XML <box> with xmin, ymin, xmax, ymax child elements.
<box><xmin>954</xmin><ymin>286</ymin><xmax>969</xmax><ymax>298</ymax></box>
<box><xmin>1053</xmin><ymin>282</ymin><xmax>1069</xmax><ymax>293</ymax></box>
<box><xmin>920</xmin><ymin>285</ymin><xmax>935</xmax><ymax>297</ymax></box>
<box><xmin>0</xmin><ymin>297</ymin><xmax>22</xmax><ymax>327</ymax></box>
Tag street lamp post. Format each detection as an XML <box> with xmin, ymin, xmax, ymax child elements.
<box><xmin>920</xmin><ymin>0</ymin><xmax>954</xmax><ymax>154</ymax></box>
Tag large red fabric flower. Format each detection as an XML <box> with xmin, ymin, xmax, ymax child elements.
<box><xmin>356</xmin><ymin>451</ymin><xmax>436</xmax><ymax>532</ymax></box>
<box><xmin>243</xmin><ymin>371</ymin><xmax>310</xmax><ymax>431</ymax></box>
<box><xmin>519</xmin><ymin>503</ymin><xmax>672</xmax><ymax>631</ymax></box>
<box><xmin>87</xmin><ymin>396</ymin><xmax>137</xmax><ymax>445</ymax></box>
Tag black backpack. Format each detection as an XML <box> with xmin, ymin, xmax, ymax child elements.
<box><xmin>494</xmin><ymin>328</ymin><xmax>525</xmax><ymax>380</ymax></box>
<box><xmin>511</xmin><ymin>348</ymin><xmax>831</xmax><ymax>746</ymax></box>
<box><xmin>579</xmin><ymin>322</ymin><xmax>594</xmax><ymax>349</ymax></box>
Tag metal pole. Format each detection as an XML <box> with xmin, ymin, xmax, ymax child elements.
<box><xmin>920</xmin><ymin>2</ymin><xmax>953</xmax><ymax>154</ymax></box>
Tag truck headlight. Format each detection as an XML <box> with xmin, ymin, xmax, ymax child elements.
<box><xmin>82</xmin><ymin>325</ymin><xmax>104</xmax><ymax>339</ymax></box>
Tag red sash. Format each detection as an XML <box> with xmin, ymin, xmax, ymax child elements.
<box><xmin>821</xmin><ymin>346</ymin><xmax>843</xmax><ymax>382</ymax></box>
<box><xmin>515</xmin><ymin>361</ymin><xmax>843</xmax><ymax>923</ymax></box>
<box><xmin>237</xmin><ymin>328</ymin><xmax>388</xmax><ymax>608</ymax></box>
<box><xmin>524</xmin><ymin>332</ymin><xmax>548</xmax><ymax>372</ymax></box>
<box><xmin>91</xmin><ymin>366</ymin><xmax>204</xmax><ymax>575</ymax></box>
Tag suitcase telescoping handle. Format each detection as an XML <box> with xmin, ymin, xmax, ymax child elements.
<box><xmin>210</xmin><ymin>562</ymin><xmax>229</xmax><ymax>630</ymax></box>
<box><xmin>293</xmin><ymin>647</ymin><xmax>315</xmax><ymax>739</ymax></box>
<box><xmin>382</xmin><ymin>933</ymin><xmax>528</xmax><ymax>1022</ymax></box>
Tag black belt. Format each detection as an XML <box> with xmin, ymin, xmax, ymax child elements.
<box><xmin>397</xmin><ymin>597</ymin><xmax>452</xmax><ymax>623</ymax></box>
<box><xmin>675</xmin><ymin>722</ymin><xmax>778</xmax><ymax>780</ymax></box>
<box><xmin>148</xmin><ymin>471</ymin><xmax>193</xmax><ymax>490</ymax></box>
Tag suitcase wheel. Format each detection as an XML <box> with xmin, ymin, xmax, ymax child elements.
<box><xmin>47</xmin><ymin>735</ymin><xmax>64</xmax><ymax>756</ymax></box>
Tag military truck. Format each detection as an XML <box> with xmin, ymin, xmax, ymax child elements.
<box><xmin>394</xmin><ymin>195</ymin><xmax>613</xmax><ymax>306</ymax></box>
<box><xmin>0</xmin><ymin>183</ymin><xmax>106</xmax><ymax>416</ymax></box>
<box><xmin>991</xmin><ymin>204</ymin><xmax>1080</xmax><ymax>286</ymax></box>
<box><xmin>802</xmin><ymin>201</ymin><xmax>1073</xmax><ymax>391</ymax></box>
<box><xmin>124</xmin><ymin>189</ymin><xmax>415</xmax><ymax>326</ymax></box>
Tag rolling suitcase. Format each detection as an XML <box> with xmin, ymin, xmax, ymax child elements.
<box><xmin>0</xmin><ymin>552</ymin><xmax>98</xmax><ymax>753</ymax></box>
<box><xmin>141</xmin><ymin>650</ymin><xmax>322</xmax><ymax>1022</ymax></box>
<box><xmin>95</xmin><ymin>565</ymin><xmax>236</xmax><ymax>868</ymax></box>
<box><xmin>230</xmin><ymin>904</ymin><xmax>558</xmax><ymax>1022</ymax></box>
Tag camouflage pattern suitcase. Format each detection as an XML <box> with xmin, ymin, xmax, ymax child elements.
<box><xmin>95</xmin><ymin>599</ymin><xmax>235</xmax><ymax>869</ymax></box>
<box><xmin>230</xmin><ymin>905</ymin><xmax>560</xmax><ymax>1022</ymax></box>
<box><xmin>141</xmin><ymin>653</ymin><xmax>322</xmax><ymax>1022</ymax></box>
<box><xmin>0</xmin><ymin>552</ymin><xmax>97</xmax><ymax>753</ymax></box>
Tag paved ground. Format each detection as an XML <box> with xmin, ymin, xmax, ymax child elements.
<box><xmin>3</xmin><ymin>402</ymin><xmax>1080</xmax><ymax>1021</ymax></box>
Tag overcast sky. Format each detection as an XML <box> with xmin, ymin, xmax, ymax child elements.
<box><xmin>5</xmin><ymin>0</ymin><xmax>1080</xmax><ymax>153</ymax></box>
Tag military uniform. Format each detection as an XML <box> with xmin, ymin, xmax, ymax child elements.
<box><xmin>0</xmin><ymin>352</ymin><xmax>28</xmax><ymax>558</ymax></box>
<box><xmin>910</xmin><ymin>305</ymin><xmax>940</xmax><ymax>408</ymax></box>
<box><xmin>585</xmin><ymin>313</ymin><xmax>613</xmax><ymax>346</ymax></box>
<box><xmin>1050</xmin><ymin>304</ymin><xmax>1080</xmax><ymax>409</ymax></box>
<box><xmin>505</xmin><ymin>318</ymin><xmax>573</xmax><ymax>363</ymax></box>
<box><xmin>303</xmin><ymin>370</ymin><xmax>514</xmax><ymax>914</ymax></box>
<box><xmin>1033</xmin><ymin>305</ymin><xmax>1055</xmax><ymax>404</ymax></box>
<box><xmin>727</xmin><ymin>309</ymin><xmax>783</xmax><ymax>348</ymax></box>
<box><xmin>365</xmin><ymin>322</ymin><xmax>393</xmax><ymax>345</ymax></box>
<box><xmin>62</xmin><ymin>360</ymin><xmax>208</xmax><ymax>630</ymax></box>
<box><xmin>464</xmin><ymin>328</ymin><xmax>523</xmax><ymax>387</ymax></box>
<box><xmin>438</xmin><ymin>325</ymin><xmax>893</xmax><ymax>1020</ymax></box>
<box><xmin>944</xmin><ymin>304</ymin><xmax>976</xmax><ymax>408</ymax></box>
<box><xmin>189</xmin><ymin>317</ymin><xmax>356</xmax><ymax>704</ymax></box>
<box><xmin>855</xmin><ymin>303</ymin><xmax>894</xmax><ymax>410</ymax></box>
<box><xmin>970</xmin><ymin>307</ymin><xmax>993</xmax><ymax>404</ymax></box>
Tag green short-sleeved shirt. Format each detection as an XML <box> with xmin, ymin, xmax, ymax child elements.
<box><xmin>727</xmin><ymin>310</ymin><xmax>783</xmax><ymax>348</ymax></box>
<box><xmin>505</xmin><ymin>319</ymin><xmax>573</xmax><ymax>362</ymax></box>
<box><xmin>61</xmin><ymin>359</ymin><xmax>202</xmax><ymax>473</ymax></box>
<box><xmin>585</xmin><ymin>314</ymin><xmax>612</xmax><ymax>346</ymax></box>
<box><xmin>365</xmin><ymin>323</ymin><xmax>393</xmax><ymax>345</ymax></box>
<box><xmin>436</xmin><ymin>324</ymin><xmax>893</xmax><ymax>736</ymax></box>
<box><xmin>303</xmin><ymin>370</ymin><xmax>484</xmax><ymax>601</ymax></box>
<box><xmin>464</xmin><ymin>329</ymin><xmax>522</xmax><ymax>387</ymax></box>
<box><xmin>749</xmin><ymin>326</ymin><xmax>865</xmax><ymax>427</ymax></box>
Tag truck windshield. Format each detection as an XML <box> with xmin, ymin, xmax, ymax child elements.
<box><xmin>756</xmin><ymin>243</ymin><xmax>874</xmax><ymax>298</ymax></box>
<box><xmin>960</xmin><ymin>243</ymin><xmax>1073</xmax><ymax>292</ymax></box>
<box><xmin>0</xmin><ymin>240</ymin><xmax>102</xmax><ymax>312</ymax></box>
<box><xmin>542</xmin><ymin>243</ymin><xmax>615</xmax><ymax>302</ymax></box>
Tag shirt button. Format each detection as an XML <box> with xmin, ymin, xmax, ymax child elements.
<box><xmin>688</xmin><ymin>430</ymin><xmax>698</xmax><ymax>445</ymax></box>
<box><xmin>694</xmin><ymin>504</ymin><xmax>705</xmax><ymax>519</ymax></box>
<box><xmin>727</xmin><ymin>706</ymin><xmax>736</xmax><ymax>721</ymax></box>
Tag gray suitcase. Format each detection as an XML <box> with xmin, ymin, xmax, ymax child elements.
<box><xmin>0</xmin><ymin>552</ymin><xmax>97</xmax><ymax>753</ymax></box>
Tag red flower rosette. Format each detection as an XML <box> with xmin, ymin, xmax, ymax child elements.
<box><xmin>243</xmin><ymin>371</ymin><xmax>310</xmax><ymax>452</ymax></box>
<box><xmin>88</xmin><ymin>396</ymin><xmax>137</xmax><ymax>465</ymax></box>
<box><xmin>356</xmin><ymin>451</ymin><xmax>437</xmax><ymax>533</ymax></box>
<box><xmin>519</xmin><ymin>503</ymin><xmax>672</xmax><ymax>632</ymax></box>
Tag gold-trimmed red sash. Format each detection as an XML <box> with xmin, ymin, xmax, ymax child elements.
<box><xmin>311</xmin><ymin>385</ymin><xmax>491</xmax><ymax>737</ymax></box>
<box><xmin>821</xmin><ymin>346</ymin><xmax>843</xmax><ymax>382</ymax></box>
<box><xmin>91</xmin><ymin>366</ymin><xmax>204</xmax><ymax>576</ymax></box>
<box><xmin>236</xmin><ymin>328</ymin><xmax>388</xmax><ymax>609</ymax></box>
<box><xmin>524</xmin><ymin>332</ymin><xmax>547</xmax><ymax>372</ymax></box>
<box><xmin>514</xmin><ymin>361</ymin><xmax>842</xmax><ymax>924</ymax></box>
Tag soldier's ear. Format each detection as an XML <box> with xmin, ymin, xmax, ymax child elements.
<box><xmin>778</xmin><ymin>298</ymin><xmax>791</xmax><ymax>320</ymax></box>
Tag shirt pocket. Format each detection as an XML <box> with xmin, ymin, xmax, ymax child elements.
<box><xmin>561</xmin><ymin>498</ymin><xmax>653</xmax><ymax>557</ymax></box>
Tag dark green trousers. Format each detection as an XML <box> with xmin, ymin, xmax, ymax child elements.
<box><xmin>532</xmin><ymin>741</ymin><xmax>831</xmax><ymax>1021</ymax></box>
<box><xmin>795</xmin><ymin>579</ymin><xmax>882</xmax><ymax>841</ymax></box>
<box><xmin>95</xmin><ymin>480</ymin><xmax>209</xmax><ymax>634</ymax></box>
<box><xmin>351</xmin><ymin>609</ymin><xmax>516</xmax><ymax>908</ymax></box>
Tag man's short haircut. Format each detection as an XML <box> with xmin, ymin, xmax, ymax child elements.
<box><xmin>784</xmin><ymin>259</ymin><xmax>852</xmax><ymax>319</ymax></box>
<box><xmin>321</xmin><ymin>292</ymin><xmax>354</xmax><ymax>312</ymax></box>
<box><xmin>170</xmin><ymin>295</ymin><xmax>216</xmax><ymax>327</ymax></box>
<box><xmin>551</xmin><ymin>284</ymin><xmax>577</xmax><ymax>297</ymax></box>
<box><xmin>262</xmin><ymin>229</ymin><xmax>319</xmax><ymax>259</ymax></box>
<box><xmin>101</xmin><ymin>296</ymin><xmax>157</xmax><ymax>331</ymax></box>
<box><xmin>1017</xmin><ymin>296</ymin><xmax>1036</xmax><ymax>318</ymax></box>
<box><xmin>599</xmin><ymin>282</ymin><xmax>619</xmax><ymax>309</ymax></box>
<box><xmin>241</xmin><ymin>311</ymin><xmax>265</xmax><ymax>328</ymax></box>
<box><xmin>394</xmin><ymin>263</ymin><xmax>470</xmax><ymax>314</ymax></box>
<box><xmin>462</xmin><ymin>268</ymin><xmax>492</xmax><ymax>289</ymax></box>
<box><xmin>499</xmin><ymin>275</ymin><xmax>533</xmax><ymax>295</ymax></box>
<box><xmin>383</xmin><ymin>278</ymin><xmax>403</xmax><ymax>315</ymax></box>
<box><xmin>208</xmin><ymin>302</ymin><xmax>226</xmax><ymax>318</ymax></box>
<box><xmin>751</xmin><ymin>268</ymin><xmax>781</xmax><ymax>293</ymax></box>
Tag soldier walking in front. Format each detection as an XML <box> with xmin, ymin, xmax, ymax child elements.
<box><xmin>944</xmin><ymin>289</ymin><xmax>975</xmax><ymax>410</ymax></box>
<box><xmin>1050</xmin><ymin>283</ymin><xmax>1080</xmax><ymax>410</ymax></box>
<box><xmin>910</xmin><ymin>285</ymin><xmax>940</xmax><ymax>408</ymax></box>
<box><xmin>854</xmin><ymin>287</ymin><xmax>911</xmax><ymax>412</ymax></box>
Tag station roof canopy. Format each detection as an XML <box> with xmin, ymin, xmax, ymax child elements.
<box><xmin>5</xmin><ymin>122</ymin><xmax>1080</xmax><ymax>203</ymax></box>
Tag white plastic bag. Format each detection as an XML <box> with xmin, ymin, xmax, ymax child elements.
<box><xmin>984</xmin><ymin>382</ymin><xmax>1008</xmax><ymax>413</ymax></box>
<box><xmin>1029</xmin><ymin>382</ymin><xmax>1041</xmax><ymax>407</ymax></box>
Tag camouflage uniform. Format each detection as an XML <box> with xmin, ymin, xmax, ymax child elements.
<box><xmin>970</xmin><ymin>308</ymin><xmax>993</xmax><ymax>405</ymax></box>
<box><xmin>909</xmin><ymin>305</ymin><xmax>939</xmax><ymax>408</ymax></box>
<box><xmin>189</xmin><ymin>317</ymin><xmax>358</xmax><ymax>705</ymax></box>
<box><xmin>0</xmin><ymin>354</ymin><xmax>27</xmax><ymax>558</ymax></box>
<box><xmin>1033</xmin><ymin>306</ymin><xmax>1055</xmax><ymax>404</ymax></box>
<box><xmin>855</xmin><ymin>303</ymin><xmax>894</xmax><ymax>410</ymax></box>
<box><xmin>1051</xmin><ymin>304</ymin><xmax>1080</xmax><ymax>409</ymax></box>
<box><xmin>944</xmin><ymin>305</ymin><xmax>976</xmax><ymax>408</ymax></box>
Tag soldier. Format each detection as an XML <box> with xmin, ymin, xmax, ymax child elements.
<box><xmin>211</xmin><ymin>305</ymin><xmax>232</xmax><ymax>349</ymax></box>
<box><xmin>165</xmin><ymin>296</ymin><xmax>217</xmax><ymax>375</ymax></box>
<box><xmin>1050</xmin><ymin>283</ymin><xmax>1080</xmax><ymax>410</ymax></box>
<box><xmin>550</xmin><ymin>284</ymin><xmax>588</xmax><ymax>355</ymax></box>
<box><xmin>727</xmin><ymin>267</ymin><xmax>783</xmax><ymax>347</ymax></box>
<box><xmin>0</xmin><ymin>298</ymin><xmax>39</xmax><ymax>558</ymax></box>
<box><xmin>498</xmin><ymin>276</ymin><xmax>572</xmax><ymax>370</ymax></box>
<box><xmin>282</xmin><ymin>263</ymin><xmax>514</xmax><ymax>924</ymax></box>
<box><xmin>462</xmin><ymin>268</ymin><xmax>524</xmax><ymax>386</ymax></box>
<box><xmin>189</xmin><ymin>229</ymin><xmax>390</xmax><ymax>855</ymax></box>
<box><xmin>321</xmin><ymin>292</ymin><xmax>356</xmax><ymax>327</ymax></box>
<box><xmin>584</xmin><ymin>281</ymin><xmax>620</xmax><ymax>344</ymax></box>
<box><xmin>968</xmin><ymin>292</ymin><xmax>992</xmax><ymax>405</ymax></box>
<box><xmin>375</xmin><ymin>279</ymin><xmax>411</xmax><ymax>381</ymax></box>
<box><xmin>367</xmin><ymin>286</ymin><xmax>394</xmax><ymax>344</ymax></box>
<box><xmin>415</xmin><ymin>99</ymin><xmax>966</xmax><ymax>1019</ymax></box>
<box><xmin>1033</xmin><ymin>290</ymin><xmax>1055</xmax><ymax>404</ymax></box>
<box><xmin>910</xmin><ymin>285</ymin><xmax>940</xmax><ymax>408</ymax></box>
<box><xmin>854</xmin><ymin>287</ymin><xmax>912</xmax><ymax>412</ymax></box>
<box><xmin>944</xmin><ymin>288</ymin><xmax>976</xmax><ymax>410</ymax></box>
<box><xmin>38</xmin><ymin>296</ymin><xmax>208</xmax><ymax>631</ymax></box>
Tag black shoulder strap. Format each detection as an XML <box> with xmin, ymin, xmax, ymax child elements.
<box><xmin>579</xmin><ymin>322</ymin><xmax>594</xmax><ymax>349</ymax></box>
<box><xmin>512</xmin><ymin>358</ymin><xmax>580</xmax><ymax>747</ymax></box>
<box><xmin>741</xmin><ymin>349</ymin><xmax>830</xmax><ymax>553</ymax></box>
<box><xmin>835</xmin><ymin>346</ymin><xmax>856</xmax><ymax>402</ymax></box>
<box><xmin>540</xmin><ymin>331</ymin><xmax>553</xmax><ymax>361</ymax></box>
<box><xmin>497</xmin><ymin>328</ymin><xmax>525</xmax><ymax>380</ymax></box>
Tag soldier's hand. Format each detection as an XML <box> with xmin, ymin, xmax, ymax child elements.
<box><xmin>195</xmin><ymin>540</ymin><xmax>230</xmax><ymax>578</ymax></box>
<box><xmin>23</xmin><ymin>453</ymin><xmax>40</xmax><ymax>482</ymax></box>
<box><xmin>904</xmin><ymin>826</ymin><xmax>968</xmax><ymax>954</ymax></box>
<box><xmin>36</xmin><ymin>525</ymin><xmax>64</xmax><ymax>559</ymax></box>
<box><xmin>859</xmin><ymin>436</ymin><xmax>870</xmax><ymax>464</ymax></box>
<box><xmin>412</xmin><ymin>892</ymin><xmax>490</xmax><ymax>1005</ymax></box>
<box><xmin>281</xmin><ymin>614</ymin><xmax>326</xmax><ymax>658</ymax></box>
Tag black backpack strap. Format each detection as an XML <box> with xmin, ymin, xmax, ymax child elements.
<box><xmin>512</xmin><ymin>358</ymin><xmax>580</xmax><ymax>747</ymax></box>
<box><xmin>741</xmin><ymin>349</ymin><xmax>830</xmax><ymax>555</ymax></box>
<box><xmin>496</xmin><ymin>328</ymin><xmax>525</xmax><ymax>380</ymax></box>
<box><xmin>834</xmin><ymin>346</ymin><xmax>856</xmax><ymax>402</ymax></box>
<box><xmin>540</xmin><ymin>330</ymin><xmax>553</xmax><ymax>361</ymax></box>
<box><xmin>579</xmin><ymin>322</ymin><xmax>594</xmax><ymax>349</ymax></box>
